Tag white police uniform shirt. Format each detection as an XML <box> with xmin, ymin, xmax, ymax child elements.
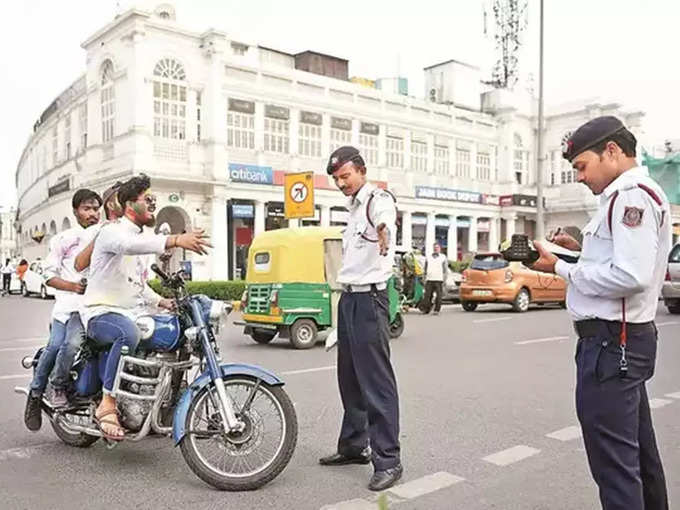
<box><xmin>81</xmin><ymin>217</ymin><xmax>167</xmax><ymax>327</ymax></box>
<box><xmin>43</xmin><ymin>224</ymin><xmax>100</xmax><ymax>324</ymax></box>
<box><xmin>555</xmin><ymin>166</ymin><xmax>671</xmax><ymax>323</ymax></box>
<box><xmin>337</xmin><ymin>183</ymin><xmax>396</xmax><ymax>286</ymax></box>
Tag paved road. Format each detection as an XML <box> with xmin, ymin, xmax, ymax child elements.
<box><xmin>1</xmin><ymin>294</ymin><xmax>680</xmax><ymax>509</ymax></box>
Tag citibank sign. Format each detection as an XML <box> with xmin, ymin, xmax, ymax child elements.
<box><xmin>229</xmin><ymin>163</ymin><xmax>273</xmax><ymax>184</ymax></box>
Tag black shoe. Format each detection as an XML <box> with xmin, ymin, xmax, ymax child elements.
<box><xmin>368</xmin><ymin>464</ymin><xmax>403</xmax><ymax>491</ymax></box>
<box><xmin>24</xmin><ymin>393</ymin><xmax>43</xmax><ymax>431</ymax></box>
<box><xmin>52</xmin><ymin>388</ymin><xmax>68</xmax><ymax>408</ymax></box>
<box><xmin>319</xmin><ymin>447</ymin><xmax>371</xmax><ymax>466</ymax></box>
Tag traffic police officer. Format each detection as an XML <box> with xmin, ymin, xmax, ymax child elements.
<box><xmin>319</xmin><ymin>146</ymin><xmax>403</xmax><ymax>491</ymax></box>
<box><xmin>533</xmin><ymin>116</ymin><xmax>670</xmax><ymax>510</ymax></box>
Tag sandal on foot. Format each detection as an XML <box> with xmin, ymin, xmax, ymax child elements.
<box><xmin>94</xmin><ymin>409</ymin><xmax>125</xmax><ymax>441</ymax></box>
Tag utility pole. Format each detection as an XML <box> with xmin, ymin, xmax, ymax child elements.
<box><xmin>535</xmin><ymin>0</ymin><xmax>545</xmax><ymax>240</ymax></box>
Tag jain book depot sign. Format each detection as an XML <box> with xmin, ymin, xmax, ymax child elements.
<box><xmin>415</xmin><ymin>186</ymin><xmax>482</xmax><ymax>204</ymax></box>
<box><xmin>229</xmin><ymin>164</ymin><xmax>273</xmax><ymax>185</ymax></box>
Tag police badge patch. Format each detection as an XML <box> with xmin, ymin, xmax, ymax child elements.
<box><xmin>622</xmin><ymin>206</ymin><xmax>644</xmax><ymax>228</ymax></box>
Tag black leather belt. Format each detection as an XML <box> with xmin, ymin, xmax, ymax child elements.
<box><xmin>574</xmin><ymin>319</ymin><xmax>655</xmax><ymax>338</ymax></box>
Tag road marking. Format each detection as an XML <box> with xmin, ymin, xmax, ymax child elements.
<box><xmin>0</xmin><ymin>345</ymin><xmax>43</xmax><ymax>353</ymax></box>
<box><xmin>0</xmin><ymin>337</ymin><xmax>46</xmax><ymax>345</ymax></box>
<box><xmin>664</xmin><ymin>392</ymin><xmax>680</xmax><ymax>399</ymax></box>
<box><xmin>321</xmin><ymin>472</ymin><xmax>465</xmax><ymax>510</ymax></box>
<box><xmin>473</xmin><ymin>317</ymin><xmax>513</xmax><ymax>324</ymax></box>
<box><xmin>0</xmin><ymin>374</ymin><xmax>31</xmax><ymax>380</ymax></box>
<box><xmin>656</xmin><ymin>321</ymin><xmax>680</xmax><ymax>327</ymax></box>
<box><xmin>546</xmin><ymin>426</ymin><xmax>582</xmax><ymax>441</ymax></box>
<box><xmin>281</xmin><ymin>366</ymin><xmax>336</xmax><ymax>376</ymax></box>
<box><xmin>515</xmin><ymin>336</ymin><xmax>569</xmax><ymax>345</ymax></box>
<box><xmin>0</xmin><ymin>443</ymin><xmax>52</xmax><ymax>461</ymax></box>
<box><xmin>649</xmin><ymin>398</ymin><xmax>672</xmax><ymax>409</ymax></box>
<box><xmin>482</xmin><ymin>445</ymin><xmax>541</xmax><ymax>466</ymax></box>
<box><xmin>387</xmin><ymin>471</ymin><xmax>465</xmax><ymax>500</ymax></box>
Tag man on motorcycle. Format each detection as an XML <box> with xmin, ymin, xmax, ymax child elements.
<box><xmin>24</xmin><ymin>189</ymin><xmax>103</xmax><ymax>431</ymax></box>
<box><xmin>81</xmin><ymin>174</ymin><xmax>210</xmax><ymax>440</ymax></box>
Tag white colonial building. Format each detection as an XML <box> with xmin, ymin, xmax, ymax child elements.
<box><xmin>0</xmin><ymin>207</ymin><xmax>18</xmax><ymax>263</ymax></box>
<box><xmin>14</xmin><ymin>3</ymin><xmax>663</xmax><ymax>280</ymax></box>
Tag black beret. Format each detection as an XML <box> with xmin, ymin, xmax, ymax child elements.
<box><xmin>562</xmin><ymin>116</ymin><xmax>628</xmax><ymax>162</ymax></box>
<box><xmin>326</xmin><ymin>145</ymin><xmax>365</xmax><ymax>175</ymax></box>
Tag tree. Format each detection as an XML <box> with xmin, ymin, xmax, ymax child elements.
<box><xmin>486</xmin><ymin>0</ymin><xmax>528</xmax><ymax>89</ymax></box>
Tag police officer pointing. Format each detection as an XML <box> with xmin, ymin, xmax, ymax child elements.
<box><xmin>319</xmin><ymin>146</ymin><xmax>403</xmax><ymax>491</ymax></box>
<box><xmin>532</xmin><ymin>116</ymin><xmax>670</xmax><ymax>510</ymax></box>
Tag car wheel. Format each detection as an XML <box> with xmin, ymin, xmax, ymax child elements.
<box><xmin>462</xmin><ymin>301</ymin><xmax>478</xmax><ymax>312</ymax></box>
<box><xmin>40</xmin><ymin>285</ymin><xmax>48</xmax><ymax>300</ymax></box>
<box><xmin>289</xmin><ymin>319</ymin><xmax>318</xmax><ymax>349</ymax></box>
<box><xmin>21</xmin><ymin>283</ymin><xmax>28</xmax><ymax>297</ymax></box>
<box><xmin>667</xmin><ymin>304</ymin><xmax>680</xmax><ymax>314</ymax></box>
<box><xmin>512</xmin><ymin>288</ymin><xmax>530</xmax><ymax>313</ymax></box>
<box><xmin>560</xmin><ymin>301</ymin><xmax>567</xmax><ymax>309</ymax></box>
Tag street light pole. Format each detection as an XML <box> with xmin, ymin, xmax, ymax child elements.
<box><xmin>535</xmin><ymin>0</ymin><xmax>545</xmax><ymax>240</ymax></box>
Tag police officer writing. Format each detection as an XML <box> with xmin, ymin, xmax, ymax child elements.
<box><xmin>532</xmin><ymin>116</ymin><xmax>670</xmax><ymax>510</ymax></box>
<box><xmin>319</xmin><ymin>146</ymin><xmax>403</xmax><ymax>491</ymax></box>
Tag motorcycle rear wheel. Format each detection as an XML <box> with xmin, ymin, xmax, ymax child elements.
<box><xmin>51</xmin><ymin>411</ymin><xmax>99</xmax><ymax>448</ymax></box>
<box><xmin>180</xmin><ymin>375</ymin><xmax>297</xmax><ymax>491</ymax></box>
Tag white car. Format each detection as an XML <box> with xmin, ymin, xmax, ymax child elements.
<box><xmin>22</xmin><ymin>260</ymin><xmax>55</xmax><ymax>299</ymax></box>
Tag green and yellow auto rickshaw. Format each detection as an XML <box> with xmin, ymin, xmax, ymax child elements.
<box><xmin>236</xmin><ymin>227</ymin><xmax>404</xmax><ymax>349</ymax></box>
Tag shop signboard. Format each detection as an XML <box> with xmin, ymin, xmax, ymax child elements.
<box><xmin>48</xmin><ymin>179</ymin><xmax>70</xmax><ymax>198</ymax></box>
<box><xmin>232</xmin><ymin>204</ymin><xmax>254</xmax><ymax>218</ymax></box>
<box><xmin>229</xmin><ymin>163</ymin><xmax>273</xmax><ymax>185</ymax></box>
<box><xmin>284</xmin><ymin>172</ymin><xmax>315</xmax><ymax>219</ymax></box>
<box><xmin>415</xmin><ymin>186</ymin><xmax>482</xmax><ymax>204</ymax></box>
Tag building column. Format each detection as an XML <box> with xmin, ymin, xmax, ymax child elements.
<box><xmin>468</xmin><ymin>216</ymin><xmax>478</xmax><ymax>253</ymax></box>
<box><xmin>401</xmin><ymin>210</ymin><xmax>412</xmax><ymax>250</ymax></box>
<box><xmin>447</xmin><ymin>216</ymin><xmax>458</xmax><ymax>261</ymax></box>
<box><xmin>504</xmin><ymin>214</ymin><xmax>516</xmax><ymax>239</ymax></box>
<box><xmin>320</xmin><ymin>204</ymin><xmax>331</xmax><ymax>227</ymax></box>
<box><xmin>210</xmin><ymin>191</ymin><xmax>228</xmax><ymax>280</ymax></box>
<box><xmin>425</xmin><ymin>211</ymin><xmax>436</xmax><ymax>258</ymax></box>
<box><xmin>489</xmin><ymin>217</ymin><xmax>499</xmax><ymax>252</ymax></box>
<box><xmin>254</xmin><ymin>200</ymin><xmax>265</xmax><ymax>235</ymax></box>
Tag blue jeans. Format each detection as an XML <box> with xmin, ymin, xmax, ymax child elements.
<box><xmin>51</xmin><ymin>313</ymin><xmax>85</xmax><ymax>389</ymax></box>
<box><xmin>87</xmin><ymin>313</ymin><xmax>139</xmax><ymax>393</ymax></box>
<box><xmin>30</xmin><ymin>319</ymin><xmax>67</xmax><ymax>394</ymax></box>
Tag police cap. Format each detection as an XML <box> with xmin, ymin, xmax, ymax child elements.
<box><xmin>562</xmin><ymin>116</ymin><xmax>630</xmax><ymax>162</ymax></box>
<box><xmin>326</xmin><ymin>145</ymin><xmax>365</xmax><ymax>175</ymax></box>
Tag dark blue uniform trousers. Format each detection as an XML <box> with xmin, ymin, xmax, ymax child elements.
<box><xmin>336</xmin><ymin>288</ymin><xmax>401</xmax><ymax>471</ymax></box>
<box><xmin>575</xmin><ymin>322</ymin><xmax>668</xmax><ymax>510</ymax></box>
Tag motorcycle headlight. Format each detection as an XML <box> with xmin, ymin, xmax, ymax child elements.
<box><xmin>209</xmin><ymin>301</ymin><xmax>232</xmax><ymax>333</ymax></box>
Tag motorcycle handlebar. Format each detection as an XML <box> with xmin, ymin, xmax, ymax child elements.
<box><xmin>150</xmin><ymin>263</ymin><xmax>170</xmax><ymax>281</ymax></box>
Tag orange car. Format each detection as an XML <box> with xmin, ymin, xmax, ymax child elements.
<box><xmin>460</xmin><ymin>253</ymin><xmax>566</xmax><ymax>312</ymax></box>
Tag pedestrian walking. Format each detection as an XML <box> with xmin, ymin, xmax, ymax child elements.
<box><xmin>423</xmin><ymin>243</ymin><xmax>447</xmax><ymax>314</ymax></box>
<box><xmin>1</xmin><ymin>258</ymin><xmax>13</xmax><ymax>295</ymax></box>
<box><xmin>319</xmin><ymin>146</ymin><xmax>402</xmax><ymax>491</ymax></box>
<box><xmin>532</xmin><ymin>116</ymin><xmax>670</xmax><ymax>510</ymax></box>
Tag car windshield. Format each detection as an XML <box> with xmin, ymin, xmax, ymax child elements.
<box><xmin>470</xmin><ymin>255</ymin><xmax>508</xmax><ymax>271</ymax></box>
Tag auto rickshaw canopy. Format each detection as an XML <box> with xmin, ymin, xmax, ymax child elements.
<box><xmin>246</xmin><ymin>227</ymin><xmax>343</xmax><ymax>284</ymax></box>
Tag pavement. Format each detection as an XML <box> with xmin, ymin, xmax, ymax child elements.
<box><xmin>1</xmin><ymin>294</ymin><xmax>680</xmax><ymax>509</ymax></box>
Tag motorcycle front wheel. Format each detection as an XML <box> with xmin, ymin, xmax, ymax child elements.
<box><xmin>179</xmin><ymin>375</ymin><xmax>297</xmax><ymax>491</ymax></box>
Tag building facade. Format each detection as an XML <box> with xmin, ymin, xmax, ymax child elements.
<box><xmin>14</xmin><ymin>3</ymin><xmax>668</xmax><ymax>280</ymax></box>
<box><xmin>0</xmin><ymin>207</ymin><xmax>18</xmax><ymax>262</ymax></box>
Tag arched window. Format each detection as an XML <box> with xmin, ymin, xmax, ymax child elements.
<box><xmin>49</xmin><ymin>220</ymin><xmax>57</xmax><ymax>235</ymax></box>
<box><xmin>101</xmin><ymin>60</ymin><xmax>115</xmax><ymax>144</ymax></box>
<box><xmin>153</xmin><ymin>58</ymin><xmax>186</xmax><ymax>140</ymax></box>
<box><xmin>61</xmin><ymin>217</ymin><xmax>71</xmax><ymax>232</ymax></box>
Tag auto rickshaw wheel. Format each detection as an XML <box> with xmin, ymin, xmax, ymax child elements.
<box><xmin>388</xmin><ymin>313</ymin><xmax>404</xmax><ymax>339</ymax></box>
<box><xmin>289</xmin><ymin>319</ymin><xmax>318</xmax><ymax>350</ymax></box>
<box><xmin>251</xmin><ymin>330</ymin><xmax>276</xmax><ymax>344</ymax></box>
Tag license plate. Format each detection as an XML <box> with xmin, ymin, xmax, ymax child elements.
<box><xmin>472</xmin><ymin>290</ymin><xmax>492</xmax><ymax>297</ymax></box>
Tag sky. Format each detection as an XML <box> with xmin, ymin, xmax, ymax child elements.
<box><xmin>2</xmin><ymin>0</ymin><xmax>680</xmax><ymax>210</ymax></box>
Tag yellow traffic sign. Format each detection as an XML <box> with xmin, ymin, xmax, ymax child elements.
<box><xmin>284</xmin><ymin>171</ymin><xmax>315</xmax><ymax>219</ymax></box>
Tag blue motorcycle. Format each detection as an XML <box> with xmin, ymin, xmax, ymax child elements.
<box><xmin>15</xmin><ymin>265</ymin><xmax>298</xmax><ymax>491</ymax></box>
